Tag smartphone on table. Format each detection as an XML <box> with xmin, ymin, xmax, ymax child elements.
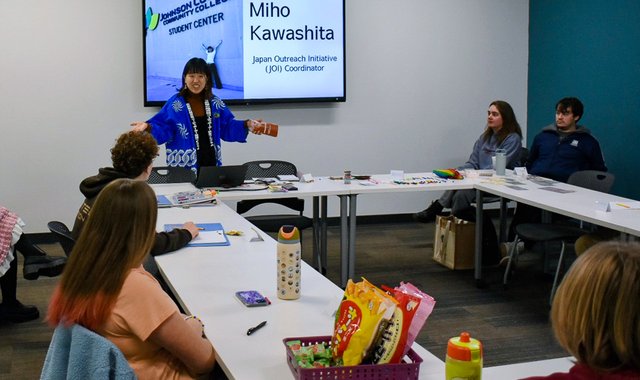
<box><xmin>235</xmin><ymin>290</ymin><xmax>270</xmax><ymax>307</ymax></box>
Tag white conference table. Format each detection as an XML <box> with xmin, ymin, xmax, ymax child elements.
<box><xmin>152</xmin><ymin>178</ymin><xmax>351</xmax><ymax>281</ymax></box>
<box><xmin>153</xmin><ymin>200</ymin><xmax>574</xmax><ymax>379</ymax></box>
<box><xmin>152</xmin><ymin>174</ymin><xmax>477</xmax><ymax>287</ymax></box>
<box><xmin>473</xmin><ymin>176</ymin><xmax>640</xmax><ymax>284</ymax></box>
<box><xmin>153</xmin><ymin>202</ymin><xmax>446</xmax><ymax>380</ymax></box>
<box><xmin>152</xmin><ymin>171</ymin><xmax>640</xmax><ymax>288</ymax></box>
<box><xmin>484</xmin><ymin>356</ymin><xmax>575</xmax><ymax>378</ymax></box>
<box><xmin>328</xmin><ymin>173</ymin><xmax>477</xmax><ymax>286</ymax></box>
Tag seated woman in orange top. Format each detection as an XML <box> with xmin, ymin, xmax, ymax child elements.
<box><xmin>47</xmin><ymin>179</ymin><xmax>215</xmax><ymax>379</ymax></box>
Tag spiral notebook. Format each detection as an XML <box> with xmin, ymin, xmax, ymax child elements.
<box><xmin>164</xmin><ymin>223</ymin><xmax>230</xmax><ymax>247</ymax></box>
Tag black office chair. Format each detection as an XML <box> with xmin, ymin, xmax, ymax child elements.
<box><xmin>237</xmin><ymin>160</ymin><xmax>313</xmax><ymax>237</ymax></box>
<box><xmin>147</xmin><ymin>166</ymin><xmax>196</xmax><ymax>184</ymax></box>
<box><xmin>47</xmin><ymin>221</ymin><xmax>76</xmax><ymax>257</ymax></box>
<box><xmin>503</xmin><ymin>170</ymin><xmax>615</xmax><ymax>304</ymax></box>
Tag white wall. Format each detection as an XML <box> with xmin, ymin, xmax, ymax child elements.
<box><xmin>0</xmin><ymin>0</ymin><xmax>529</xmax><ymax>232</ymax></box>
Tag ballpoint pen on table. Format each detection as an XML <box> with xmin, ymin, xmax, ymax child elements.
<box><xmin>247</xmin><ymin>320</ymin><xmax>267</xmax><ymax>335</ymax></box>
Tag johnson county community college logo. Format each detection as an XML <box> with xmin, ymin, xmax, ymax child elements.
<box><xmin>146</xmin><ymin>7</ymin><xmax>160</xmax><ymax>31</ymax></box>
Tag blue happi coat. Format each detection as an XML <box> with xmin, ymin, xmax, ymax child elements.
<box><xmin>147</xmin><ymin>93</ymin><xmax>248</xmax><ymax>171</ymax></box>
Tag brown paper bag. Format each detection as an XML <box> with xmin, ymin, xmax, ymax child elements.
<box><xmin>432</xmin><ymin>215</ymin><xmax>476</xmax><ymax>270</ymax></box>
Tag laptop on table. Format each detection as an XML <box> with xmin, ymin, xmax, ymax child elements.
<box><xmin>195</xmin><ymin>165</ymin><xmax>248</xmax><ymax>189</ymax></box>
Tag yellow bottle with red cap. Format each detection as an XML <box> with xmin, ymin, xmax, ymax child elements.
<box><xmin>445</xmin><ymin>332</ymin><xmax>482</xmax><ymax>380</ymax></box>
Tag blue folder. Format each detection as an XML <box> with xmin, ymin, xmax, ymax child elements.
<box><xmin>164</xmin><ymin>223</ymin><xmax>230</xmax><ymax>247</ymax></box>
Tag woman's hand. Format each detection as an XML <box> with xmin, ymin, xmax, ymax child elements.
<box><xmin>246</xmin><ymin>119</ymin><xmax>265</xmax><ymax>134</ymax></box>
<box><xmin>130</xmin><ymin>121</ymin><xmax>150</xmax><ymax>132</ymax></box>
<box><xmin>182</xmin><ymin>222</ymin><xmax>200</xmax><ymax>239</ymax></box>
<box><xmin>149</xmin><ymin>312</ymin><xmax>216</xmax><ymax>375</ymax></box>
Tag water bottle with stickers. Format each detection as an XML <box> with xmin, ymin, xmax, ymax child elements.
<box><xmin>277</xmin><ymin>225</ymin><xmax>301</xmax><ymax>300</ymax></box>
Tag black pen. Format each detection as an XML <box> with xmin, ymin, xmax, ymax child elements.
<box><xmin>246</xmin><ymin>320</ymin><xmax>267</xmax><ymax>336</ymax></box>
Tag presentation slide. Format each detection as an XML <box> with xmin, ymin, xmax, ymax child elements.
<box><xmin>144</xmin><ymin>0</ymin><xmax>345</xmax><ymax>105</ymax></box>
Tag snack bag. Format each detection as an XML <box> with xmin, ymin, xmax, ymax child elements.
<box><xmin>331</xmin><ymin>279</ymin><xmax>395</xmax><ymax>366</ymax></box>
<box><xmin>360</xmin><ymin>279</ymin><xmax>400</xmax><ymax>364</ymax></box>
<box><xmin>371</xmin><ymin>288</ymin><xmax>421</xmax><ymax>364</ymax></box>
<box><xmin>396</xmin><ymin>282</ymin><xmax>436</xmax><ymax>356</ymax></box>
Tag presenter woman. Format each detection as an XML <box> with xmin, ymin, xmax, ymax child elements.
<box><xmin>131</xmin><ymin>57</ymin><xmax>271</xmax><ymax>172</ymax></box>
<box><xmin>48</xmin><ymin>179</ymin><xmax>216</xmax><ymax>378</ymax></box>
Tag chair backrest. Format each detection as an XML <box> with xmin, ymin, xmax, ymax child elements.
<box><xmin>518</xmin><ymin>147</ymin><xmax>529</xmax><ymax>167</ymax></box>
<box><xmin>243</xmin><ymin>160</ymin><xmax>297</xmax><ymax>180</ymax></box>
<box><xmin>237</xmin><ymin>197</ymin><xmax>305</xmax><ymax>215</ymax></box>
<box><xmin>41</xmin><ymin>324</ymin><xmax>136</xmax><ymax>380</ymax></box>
<box><xmin>148</xmin><ymin>166</ymin><xmax>196</xmax><ymax>184</ymax></box>
<box><xmin>237</xmin><ymin>161</ymin><xmax>309</xmax><ymax>226</ymax></box>
<box><xmin>567</xmin><ymin>170</ymin><xmax>615</xmax><ymax>194</ymax></box>
<box><xmin>47</xmin><ymin>221</ymin><xmax>76</xmax><ymax>257</ymax></box>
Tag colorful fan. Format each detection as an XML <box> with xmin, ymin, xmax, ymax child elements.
<box><xmin>433</xmin><ymin>168</ymin><xmax>464</xmax><ymax>180</ymax></box>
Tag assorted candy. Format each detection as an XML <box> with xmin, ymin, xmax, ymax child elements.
<box><xmin>287</xmin><ymin>340</ymin><xmax>332</xmax><ymax>368</ymax></box>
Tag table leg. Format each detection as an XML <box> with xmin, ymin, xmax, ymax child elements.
<box><xmin>347</xmin><ymin>194</ymin><xmax>357</xmax><ymax>282</ymax></box>
<box><xmin>312</xmin><ymin>196</ymin><xmax>320</xmax><ymax>271</ymax></box>
<box><xmin>339</xmin><ymin>195</ymin><xmax>349</xmax><ymax>288</ymax></box>
<box><xmin>499</xmin><ymin>197</ymin><xmax>508</xmax><ymax>243</ymax></box>
<box><xmin>311</xmin><ymin>196</ymin><xmax>329</xmax><ymax>275</ymax></box>
<box><xmin>475</xmin><ymin>189</ymin><xmax>485</xmax><ymax>288</ymax></box>
<box><xmin>321</xmin><ymin>196</ymin><xmax>328</xmax><ymax>275</ymax></box>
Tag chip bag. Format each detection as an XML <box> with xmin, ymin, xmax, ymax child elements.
<box><xmin>370</xmin><ymin>287</ymin><xmax>422</xmax><ymax>364</ymax></box>
<box><xmin>396</xmin><ymin>282</ymin><xmax>436</xmax><ymax>357</ymax></box>
<box><xmin>331</xmin><ymin>279</ymin><xmax>395</xmax><ymax>366</ymax></box>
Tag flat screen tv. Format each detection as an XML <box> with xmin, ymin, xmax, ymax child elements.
<box><xmin>142</xmin><ymin>0</ymin><xmax>346</xmax><ymax>106</ymax></box>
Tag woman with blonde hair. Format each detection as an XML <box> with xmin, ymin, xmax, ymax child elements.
<box><xmin>48</xmin><ymin>179</ymin><xmax>215</xmax><ymax>379</ymax></box>
<box><xmin>523</xmin><ymin>241</ymin><xmax>640</xmax><ymax>379</ymax></box>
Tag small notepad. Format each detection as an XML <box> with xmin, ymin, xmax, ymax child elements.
<box><xmin>277</xmin><ymin>174</ymin><xmax>299</xmax><ymax>181</ymax></box>
<box><xmin>164</xmin><ymin>223</ymin><xmax>230</xmax><ymax>247</ymax></box>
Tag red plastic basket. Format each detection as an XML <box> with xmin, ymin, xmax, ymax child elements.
<box><xmin>284</xmin><ymin>336</ymin><xmax>422</xmax><ymax>380</ymax></box>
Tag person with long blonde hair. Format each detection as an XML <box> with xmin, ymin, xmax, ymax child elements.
<box><xmin>523</xmin><ymin>241</ymin><xmax>640</xmax><ymax>379</ymax></box>
<box><xmin>48</xmin><ymin>179</ymin><xmax>215</xmax><ymax>379</ymax></box>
